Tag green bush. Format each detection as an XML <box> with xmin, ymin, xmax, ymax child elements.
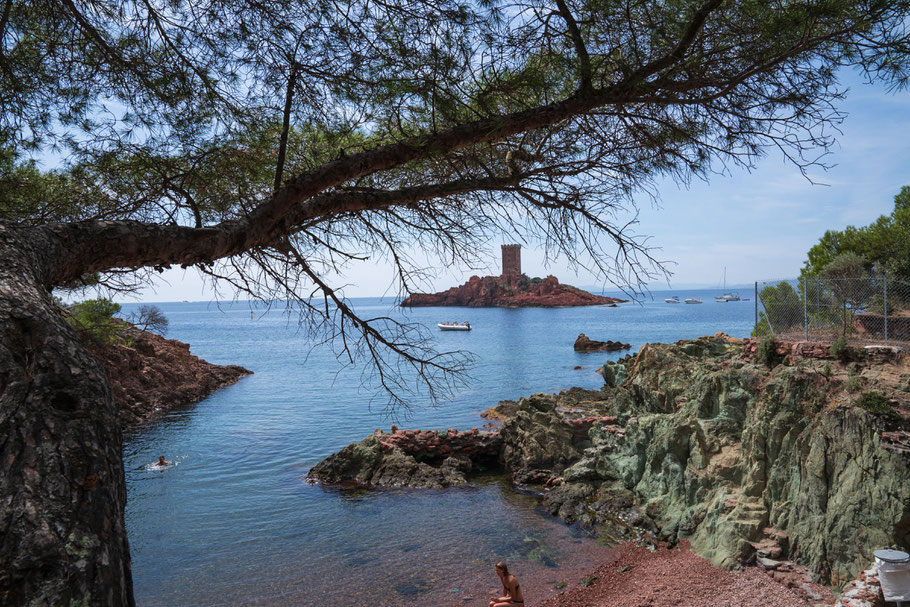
<box><xmin>756</xmin><ymin>335</ymin><xmax>783</xmax><ymax>368</ymax></box>
<box><xmin>67</xmin><ymin>298</ymin><xmax>125</xmax><ymax>344</ymax></box>
<box><xmin>830</xmin><ymin>336</ymin><xmax>852</xmax><ymax>363</ymax></box>
<box><xmin>752</xmin><ymin>281</ymin><xmax>803</xmax><ymax>337</ymax></box>
<box><xmin>856</xmin><ymin>391</ymin><xmax>897</xmax><ymax>420</ymax></box>
<box><xmin>845</xmin><ymin>375</ymin><xmax>864</xmax><ymax>392</ymax></box>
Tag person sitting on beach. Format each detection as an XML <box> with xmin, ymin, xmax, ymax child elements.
<box><xmin>489</xmin><ymin>561</ymin><xmax>524</xmax><ymax>606</ymax></box>
<box><xmin>156</xmin><ymin>456</ymin><xmax>171</xmax><ymax>467</ymax></box>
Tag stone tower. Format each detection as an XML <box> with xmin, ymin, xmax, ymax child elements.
<box><xmin>501</xmin><ymin>244</ymin><xmax>521</xmax><ymax>277</ymax></box>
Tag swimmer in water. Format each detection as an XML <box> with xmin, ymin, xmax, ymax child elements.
<box><xmin>156</xmin><ymin>456</ymin><xmax>171</xmax><ymax>467</ymax></box>
<box><xmin>489</xmin><ymin>561</ymin><xmax>524</xmax><ymax>606</ymax></box>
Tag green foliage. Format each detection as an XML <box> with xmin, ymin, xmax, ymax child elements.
<box><xmin>756</xmin><ymin>335</ymin><xmax>783</xmax><ymax>368</ymax></box>
<box><xmin>803</xmin><ymin>187</ymin><xmax>910</xmax><ymax>281</ymax></box>
<box><xmin>753</xmin><ymin>282</ymin><xmax>803</xmax><ymax>336</ymax></box>
<box><xmin>66</xmin><ymin>299</ymin><xmax>124</xmax><ymax>344</ymax></box>
<box><xmin>0</xmin><ymin>149</ymin><xmax>105</xmax><ymax>223</ymax></box>
<box><xmin>856</xmin><ymin>391</ymin><xmax>896</xmax><ymax>419</ymax></box>
<box><xmin>819</xmin><ymin>253</ymin><xmax>875</xmax><ymax>335</ymax></box>
<box><xmin>830</xmin><ymin>336</ymin><xmax>851</xmax><ymax>363</ymax></box>
<box><xmin>845</xmin><ymin>375</ymin><xmax>864</xmax><ymax>392</ymax></box>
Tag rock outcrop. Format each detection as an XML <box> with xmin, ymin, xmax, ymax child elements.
<box><xmin>573</xmin><ymin>333</ymin><xmax>631</xmax><ymax>352</ymax></box>
<box><xmin>311</xmin><ymin>335</ymin><xmax>910</xmax><ymax>584</ymax></box>
<box><xmin>307</xmin><ymin>427</ymin><xmax>502</xmax><ymax>488</ymax></box>
<box><xmin>89</xmin><ymin>325</ymin><xmax>252</xmax><ymax>428</ymax></box>
<box><xmin>400</xmin><ymin>274</ymin><xmax>625</xmax><ymax>308</ymax></box>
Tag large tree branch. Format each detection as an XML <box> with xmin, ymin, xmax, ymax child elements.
<box><xmin>553</xmin><ymin>0</ymin><xmax>592</xmax><ymax>91</ymax></box>
<box><xmin>35</xmin><ymin>0</ymin><xmax>737</xmax><ymax>286</ymax></box>
<box><xmin>37</xmin><ymin>172</ymin><xmax>530</xmax><ymax>285</ymax></box>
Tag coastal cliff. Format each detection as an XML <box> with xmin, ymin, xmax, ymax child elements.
<box><xmin>309</xmin><ymin>335</ymin><xmax>910</xmax><ymax>584</ymax></box>
<box><xmin>400</xmin><ymin>274</ymin><xmax>625</xmax><ymax>307</ymax></box>
<box><xmin>89</xmin><ymin>325</ymin><xmax>251</xmax><ymax>428</ymax></box>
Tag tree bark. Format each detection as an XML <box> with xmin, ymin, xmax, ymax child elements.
<box><xmin>0</xmin><ymin>223</ymin><xmax>134</xmax><ymax>606</ymax></box>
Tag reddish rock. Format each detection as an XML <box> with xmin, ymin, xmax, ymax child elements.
<box><xmin>400</xmin><ymin>274</ymin><xmax>626</xmax><ymax>308</ymax></box>
<box><xmin>89</xmin><ymin>325</ymin><xmax>251</xmax><ymax>428</ymax></box>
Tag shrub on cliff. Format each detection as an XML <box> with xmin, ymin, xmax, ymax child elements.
<box><xmin>756</xmin><ymin>335</ymin><xmax>783</xmax><ymax>368</ymax></box>
<box><xmin>830</xmin><ymin>336</ymin><xmax>853</xmax><ymax>363</ymax></box>
<box><xmin>67</xmin><ymin>298</ymin><xmax>125</xmax><ymax>344</ymax></box>
<box><xmin>856</xmin><ymin>391</ymin><xmax>898</xmax><ymax>421</ymax></box>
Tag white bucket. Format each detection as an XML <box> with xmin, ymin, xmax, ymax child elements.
<box><xmin>875</xmin><ymin>549</ymin><xmax>910</xmax><ymax>602</ymax></box>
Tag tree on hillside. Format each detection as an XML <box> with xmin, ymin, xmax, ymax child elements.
<box><xmin>754</xmin><ymin>281</ymin><xmax>804</xmax><ymax>337</ymax></box>
<box><xmin>126</xmin><ymin>305</ymin><xmax>169</xmax><ymax>336</ymax></box>
<box><xmin>2</xmin><ymin>1</ymin><xmax>910</xmax><ymax>604</ymax></box>
<box><xmin>820</xmin><ymin>252</ymin><xmax>875</xmax><ymax>335</ymax></box>
<box><xmin>802</xmin><ymin>186</ymin><xmax>910</xmax><ymax>279</ymax></box>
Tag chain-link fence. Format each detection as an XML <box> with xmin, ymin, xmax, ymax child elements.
<box><xmin>755</xmin><ymin>275</ymin><xmax>910</xmax><ymax>346</ymax></box>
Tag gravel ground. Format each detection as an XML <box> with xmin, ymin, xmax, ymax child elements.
<box><xmin>537</xmin><ymin>541</ymin><xmax>834</xmax><ymax>607</ymax></box>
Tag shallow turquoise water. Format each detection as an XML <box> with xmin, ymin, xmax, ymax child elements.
<box><xmin>121</xmin><ymin>291</ymin><xmax>753</xmax><ymax>606</ymax></box>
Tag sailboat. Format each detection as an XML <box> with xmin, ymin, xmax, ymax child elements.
<box><xmin>714</xmin><ymin>267</ymin><xmax>740</xmax><ymax>302</ymax></box>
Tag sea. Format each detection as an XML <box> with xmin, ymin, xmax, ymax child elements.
<box><xmin>120</xmin><ymin>289</ymin><xmax>755</xmax><ymax>606</ymax></box>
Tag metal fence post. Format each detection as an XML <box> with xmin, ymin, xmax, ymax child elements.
<box><xmin>816</xmin><ymin>279</ymin><xmax>820</xmax><ymax>329</ymax></box>
<box><xmin>804</xmin><ymin>277</ymin><xmax>809</xmax><ymax>341</ymax></box>
<box><xmin>754</xmin><ymin>282</ymin><xmax>758</xmax><ymax>330</ymax></box>
<box><xmin>884</xmin><ymin>274</ymin><xmax>889</xmax><ymax>346</ymax></box>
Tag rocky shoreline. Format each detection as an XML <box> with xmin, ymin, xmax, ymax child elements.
<box><xmin>309</xmin><ymin>334</ymin><xmax>910</xmax><ymax>602</ymax></box>
<box><xmin>400</xmin><ymin>274</ymin><xmax>625</xmax><ymax>308</ymax></box>
<box><xmin>89</xmin><ymin>325</ymin><xmax>252</xmax><ymax>428</ymax></box>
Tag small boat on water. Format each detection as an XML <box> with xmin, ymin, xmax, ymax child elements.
<box><xmin>438</xmin><ymin>322</ymin><xmax>472</xmax><ymax>331</ymax></box>
<box><xmin>684</xmin><ymin>298</ymin><xmax>703</xmax><ymax>304</ymax></box>
<box><xmin>714</xmin><ymin>267</ymin><xmax>741</xmax><ymax>302</ymax></box>
<box><xmin>715</xmin><ymin>293</ymin><xmax>741</xmax><ymax>302</ymax></box>
<box><xmin>664</xmin><ymin>296</ymin><xmax>681</xmax><ymax>304</ymax></box>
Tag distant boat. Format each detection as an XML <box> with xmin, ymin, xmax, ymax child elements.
<box><xmin>438</xmin><ymin>322</ymin><xmax>472</xmax><ymax>331</ymax></box>
<box><xmin>714</xmin><ymin>267</ymin><xmax>741</xmax><ymax>302</ymax></box>
<box><xmin>664</xmin><ymin>296</ymin><xmax>681</xmax><ymax>303</ymax></box>
<box><xmin>684</xmin><ymin>298</ymin><xmax>703</xmax><ymax>304</ymax></box>
<box><xmin>715</xmin><ymin>293</ymin><xmax>741</xmax><ymax>302</ymax></box>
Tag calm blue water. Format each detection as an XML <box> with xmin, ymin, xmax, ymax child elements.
<box><xmin>121</xmin><ymin>290</ymin><xmax>753</xmax><ymax>606</ymax></box>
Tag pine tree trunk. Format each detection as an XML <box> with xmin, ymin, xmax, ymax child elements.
<box><xmin>0</xmin><ymin>224</ymin><xmax>134</xmax><ymax>606</ymax></box>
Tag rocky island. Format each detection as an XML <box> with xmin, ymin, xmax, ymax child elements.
<box><xmin>400</xmin><ymin>245</ymin><xmax>626</xmax><ymax>308</ymax></box>
<box><xmin>309</xmin><ymin>334</ymin><xmax>910</xmax><ymax>592</ymax></box>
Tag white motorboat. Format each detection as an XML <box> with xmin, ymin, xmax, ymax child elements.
<box><xmin>684</xmin><ymin>298</ymin><xmax>703</xmax><ymax>304</ymax></box>
<box><xmin>438</xmin><ymin>322</ymin><xmax>472</xmax><ymax>331</ymax></box>
<box><xmin>664</xmin><ymin>296</ymin><xmax>681</xmax><ymax>303</ymax></box>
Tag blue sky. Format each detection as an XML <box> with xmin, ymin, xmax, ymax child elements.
<box><xmin>130</xmin><ymin>71</ymin><xmax>910</xmax><ymax>303</ymax></box>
